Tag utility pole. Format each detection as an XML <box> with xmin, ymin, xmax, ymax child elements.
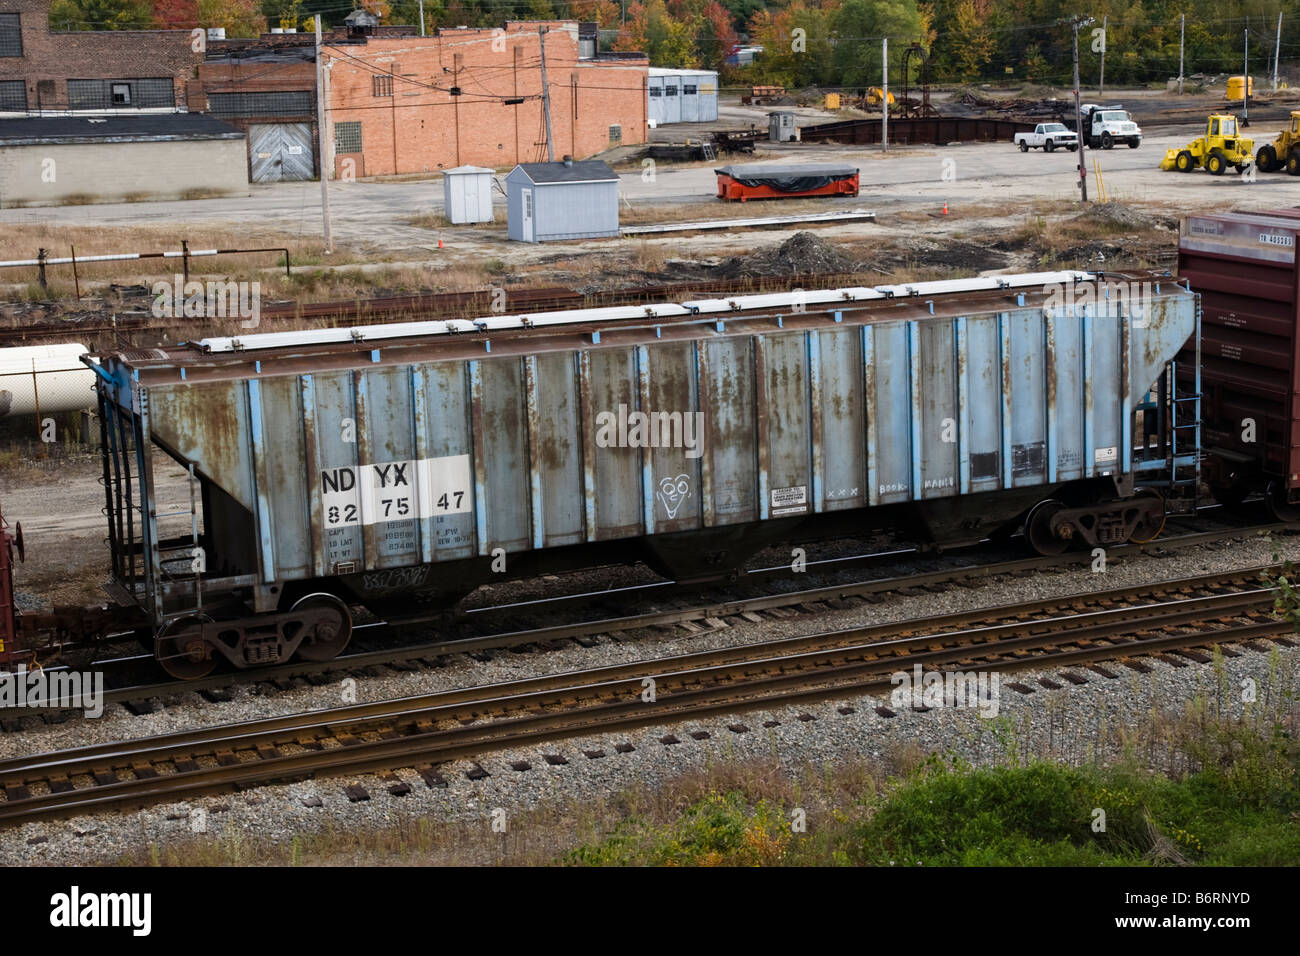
<box><xmin>418</xmin><ymin>0</ymin><xmax>425</xmax><ymax>36</ymax></box>
<box><xmin>1243</xmin><ymin>27</ymin><xmax>1250</xmax><ymax>127</ymax></box>
<box><xmin>314</xmin><ymin>15</ymin><xmax>333</xmax><ymax>253</ymax></box>
<box><xmin>1071</xmin><ymin>15</ymin><xmax>1091</xmax><ymax>202</ymax></box>
<box><xmin>1275</xmin><ymin>11</ymin><xmax>1282</xmax><ymax>91</ymax></box>
<box><xmin>539</xmin><ymin>26</ymin><xmax>554</xmax><ymax>161</ymax></box>
<box><xmin>1099</xmin><ymin>15</ymin><xmax>1106</xmax><ymax>96</ymax></box>
<box><xmin>882</xmin><ymin>36</ymin><xmax>888</xmax><ymax>153</ymax></box>
<box><xmin>1178</xmin><ymin>14</ymin><xmax>1185</xmax><ymax>94</ymax></box>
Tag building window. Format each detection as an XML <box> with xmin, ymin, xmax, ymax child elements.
<box><xmin>334</xmin><ymin>120</ymin><xmax>362</xmax><ymax>153</ymax></box>
<box><xmin>0</xmin><ymin>14</ymin><xmax>20</xmax><ymax>58</ymax></box>
<box><xmin>68</xmin><ymin>78</ymin><xmax>174</xmax><ymax>110</ymax></box>
<box><xmin>649</xmin><ymin>87</ymin><xmax>662</xmax><ymax>97</ymax></box>
<box><xmin>208</xmin><ymin>91</ymin><xmax>314</xmax><ymax>117</ymax></box>
<box><xmin>372</xmin><ymin>74</ymin><xmax>392</xmax><ymax>97</ymax></box>
<box><xmin>0</xmin><ymin>80</ymin><xmax>26</xmax><ymax>111</ymax></box>
<box><xmin>609</xmin><ymin>124</ymin><xmax>622</xmax><ymax>143</ymax></box>
<box><xmin>665</xmin><ymin>85</ymin><xmax>678</xmax><ymax>96</ymax></box>
<box><xmin>683</xmin><ymin>84</ymin><xmax>697</xmax><ymax>95</ymax></box>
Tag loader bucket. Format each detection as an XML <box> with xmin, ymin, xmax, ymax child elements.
<box><xmin>1159</xmin><ymin>148</ymin><xmax>1179</xmax><ymax>170</ymax></box>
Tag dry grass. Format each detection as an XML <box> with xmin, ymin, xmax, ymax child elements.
<box><xmin>0</xmin><ymin>223</ymin><xmax>330</xmax><ymax>290</ymax></box>
<box><xmin>618</xmin><ymin>197</ymin><xmax>867</xmax><ymax>226</ymax></box>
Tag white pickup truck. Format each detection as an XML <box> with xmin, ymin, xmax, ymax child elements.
<box><xmin>1014</xmin><ymin>123</ymin><xmax>1079</xmax><ymax>153</ymax></box>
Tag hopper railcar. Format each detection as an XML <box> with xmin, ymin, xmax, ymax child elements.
<box><xmin>65</xmin><ymin>269</ymin><xmax>1198</xmax><ymax>678</ymax></box>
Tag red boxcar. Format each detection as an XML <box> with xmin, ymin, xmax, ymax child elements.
<box><xmin>715</xmin><ymin>163</ymin><xmax>859</xmax><ymax>201</ymax></box>
<box><xmin>1179</xmin><ymin>208</ymin><xmax>1300</xmax><ymax>517</ymax></box>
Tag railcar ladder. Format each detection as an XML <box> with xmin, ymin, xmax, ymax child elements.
<box><xmin>153</xmin><ymin>463</ymin><xmax>204</xmax><ymax>613</ymax></box>
<box><xmin>1134</xmin><ymin>354</ymin><xmax>1202</xmax><ymax>515</ymax></box>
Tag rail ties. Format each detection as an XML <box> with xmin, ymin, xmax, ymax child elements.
<box><xmin>0</xmin><ymin>568</ymin><xmax>1291</xmax><ymax>826</ymax></box>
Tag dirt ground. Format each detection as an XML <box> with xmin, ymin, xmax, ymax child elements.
<box><xmin>2</xmin><ymin>452</ymin><xmax>193</xmax><ymax>609</ymax></box>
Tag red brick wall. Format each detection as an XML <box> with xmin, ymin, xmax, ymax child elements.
<box><xmin>323</xmin><ymin>22</ymin><xmax>647</xmax><ymax>178</ymax></box>
<box><xmin>0</xmin><ymin>0</ymin><xmax>204</xmax><ymax>109</ymax></box>
<box><xmin>196</xmin><ymin>56</ymin><xmax>315</xmax><ymax>107</ymax></box>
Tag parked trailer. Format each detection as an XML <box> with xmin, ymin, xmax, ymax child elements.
<box><xmin>716</xmin><ymin>163</ymin><xmax>859</xmax><ymax>201</ymax></box>
<box><xmin>1180</xmin><ymin>208</ymin><xmax>1300</xmax><ymax>516</ymax></box>
<box><xmin>82</xmin><ymin>270</ymin><xmax>1196</xmax><ymax>678</ymax></box>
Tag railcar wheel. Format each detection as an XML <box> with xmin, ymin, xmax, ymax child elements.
<box><xmin>292</xmin><ymin>593</ymin><xmax>353</xmax><ymax>661</ymax></box>
<box><xmin>1025</xmin><ymin>500</ymin><xmax>1070</xmax><ymax>556</ymax></box>
<box><xmin>1266</xmin><ymin>482</ymin><xmax>1300</xmax><ymax>523</ymax></box>
<box><xmin>1128</xmin><ymin>493</ymin><xmax>1167</xmax><ymax>544</ymax></box>
<box><xmin>156</xmin><ymin>615</ymin><xmax>217</xmax><ymax>680</ymax></box>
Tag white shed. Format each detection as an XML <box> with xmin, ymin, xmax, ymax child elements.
<box><xmin>442</xmin><ymin>165</ymin><xmax>495</xmax><ymax>224</ymax></box>
<box><xmin>505</xmin><ymin>158</ymin><xmax>619</xmax><ymax>243</ymax></box>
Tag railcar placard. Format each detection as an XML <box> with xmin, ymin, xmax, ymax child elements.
<box><xmin>321</xmin><ymin>454</ymin><xmax>472</xmax><ymax>529</ymax></box>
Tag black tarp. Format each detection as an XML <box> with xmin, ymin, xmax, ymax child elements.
<box><xmin>716</xmin><ymin>163</ymin><xmax>857</xmax><ymax>192</ymax></box>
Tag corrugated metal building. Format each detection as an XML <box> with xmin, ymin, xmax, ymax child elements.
<box><xmin>648</xmin><ymin>68</ymin><xmax>718</xmax><ymax>125</ymax></box>
<box><xmin>505</xmin><ymin>158</ymin><xmax>619</xmax><ymax>242</ymax></box>
<box><xmin>0</xmin><ymin>114</ymin><xmax>248</xmax><ymax>206</ymax></box>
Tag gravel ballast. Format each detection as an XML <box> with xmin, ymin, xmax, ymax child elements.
<box><xmin>2</xmin><ymin>531</ymin><xmax>1298</xmax><ymax>864</ymax></box>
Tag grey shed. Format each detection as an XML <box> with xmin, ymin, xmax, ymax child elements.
<box><xmin>505</xmin><ymin>158</ymin><xmax>619</xmax><ymax>242</ymax></box>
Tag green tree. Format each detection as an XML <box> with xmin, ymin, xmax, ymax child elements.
<box><xmin>49</xmin><ymin>0</ymin><xmax>155</xmax><ymax>30</ymax></box>
<box><xmin>830</xmin><ymin>0</ymin><xmax>925</xmax><ymax>89</ymax></box>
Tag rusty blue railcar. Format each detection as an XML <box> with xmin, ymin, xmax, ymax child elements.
<box><xmin>85</xmin><ymin>270</ymin><xmax>1200</xmax><ymax>677</ymax></box>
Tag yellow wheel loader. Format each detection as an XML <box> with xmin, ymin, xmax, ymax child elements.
<box><xmin>1255</xmin><ymin>111</ymin><xmax>1300</xmax><ymax>174</ymax></box>
<box><xmin>1159</xmin><ymin>114</ymin><xmax>1254</xmax><ymax>175</ymax></box>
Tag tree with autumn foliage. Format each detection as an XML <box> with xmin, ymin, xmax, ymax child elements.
<box><xmin>614</xmin><ymin>0</ymin><xmax>699</xmax><ymax>66</ymax></box>
<box><xmin>571</xmin><ymin>0</ymin><xmax>622</xmax><ymax>28</ymax></box>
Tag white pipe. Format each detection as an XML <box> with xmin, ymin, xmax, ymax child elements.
<box><xmin>0</xmin><ymin>249</ymin><xmax>226</xmax><ymax>268</ymax></box>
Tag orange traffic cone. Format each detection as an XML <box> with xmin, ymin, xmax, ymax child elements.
<box><xmin>942</xmin><ymin>201</ymin><xmax>948</xmax><ymax>215</ymax></box>
<box><xmin>437</xmin><ymin>235</ymin><xmax>445</xmax><ymax>248</ymax></box>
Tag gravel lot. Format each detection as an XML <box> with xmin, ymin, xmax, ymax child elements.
<box><xmin>2</xmin><ymin>529</ymin><xmax>1297</xmax><ymax>865</ymax></box>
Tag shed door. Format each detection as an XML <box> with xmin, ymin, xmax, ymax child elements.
<box><xmin>664</xmin><ymin>80</ymin><xmax>681</xmax><ymax>123</ymax></box>
<box><xmin>249</xmin><ymin>123</ymin><xmax>314</xmax><ymax>183</ymax></box>
<box><xmin>520</xmin><ymin>187</ymin><xmax>534</xmax><ymax>242</ymax></box>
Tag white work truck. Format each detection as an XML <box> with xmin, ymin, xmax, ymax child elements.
<box><xmin>1080</xmin><ymin>105</ymin><xmax>1142</xmax><ymax>149</ymax></box>
<box><xmin>1014</xmin><ymin>123</ymin><xmax>1079</xmax><ymax>152</ymax></box>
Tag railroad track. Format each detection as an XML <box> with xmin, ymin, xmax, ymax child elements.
<box><xmin>16</xmin><ymin>515</ymin><xmax>1289</xmax><ymax>715</ymax></box>
<box><xmin>0</xmin><ymin>565</ymin><xmax>1291</xmax><ymax>826</ymax></box>
<box><xmin>0</xmin><ymin>273</ymin><xmax>873</xmax><ymax>348</ymax></box>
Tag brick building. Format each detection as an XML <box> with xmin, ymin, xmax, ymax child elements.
<box><xmin>197</xmin><ymin>46</ymin><xmax>317</xmax><ymax>181</ymax></box>
<box><xmin>0</xmin><ymin>0</ymin><xmax>203</xmax><ymax>112</ymax></box>
<box><xmin>322</xmin><ymin>21</ymin><xmax>648</xmax><ymax>179</ymax></box>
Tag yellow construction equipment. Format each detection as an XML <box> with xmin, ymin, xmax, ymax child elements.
<box><xmin>1159</xmin><ymin>113</ymin><xmax>1254</xmax><ymax>175</ymax></box>
<box><xmin>1226</xmin><ymin>75</ymin><xmax>1254</xmax><ymax>101</ymax></box>
<box><xmin>865</xmin><ymin>87</ymin><xmax>896</xmax><ymax>108</ymax></box>
<box><xmin>1256</xmin><ymin>110</ymin><xmax>1300</xmax><ymax>174</ymax></box>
